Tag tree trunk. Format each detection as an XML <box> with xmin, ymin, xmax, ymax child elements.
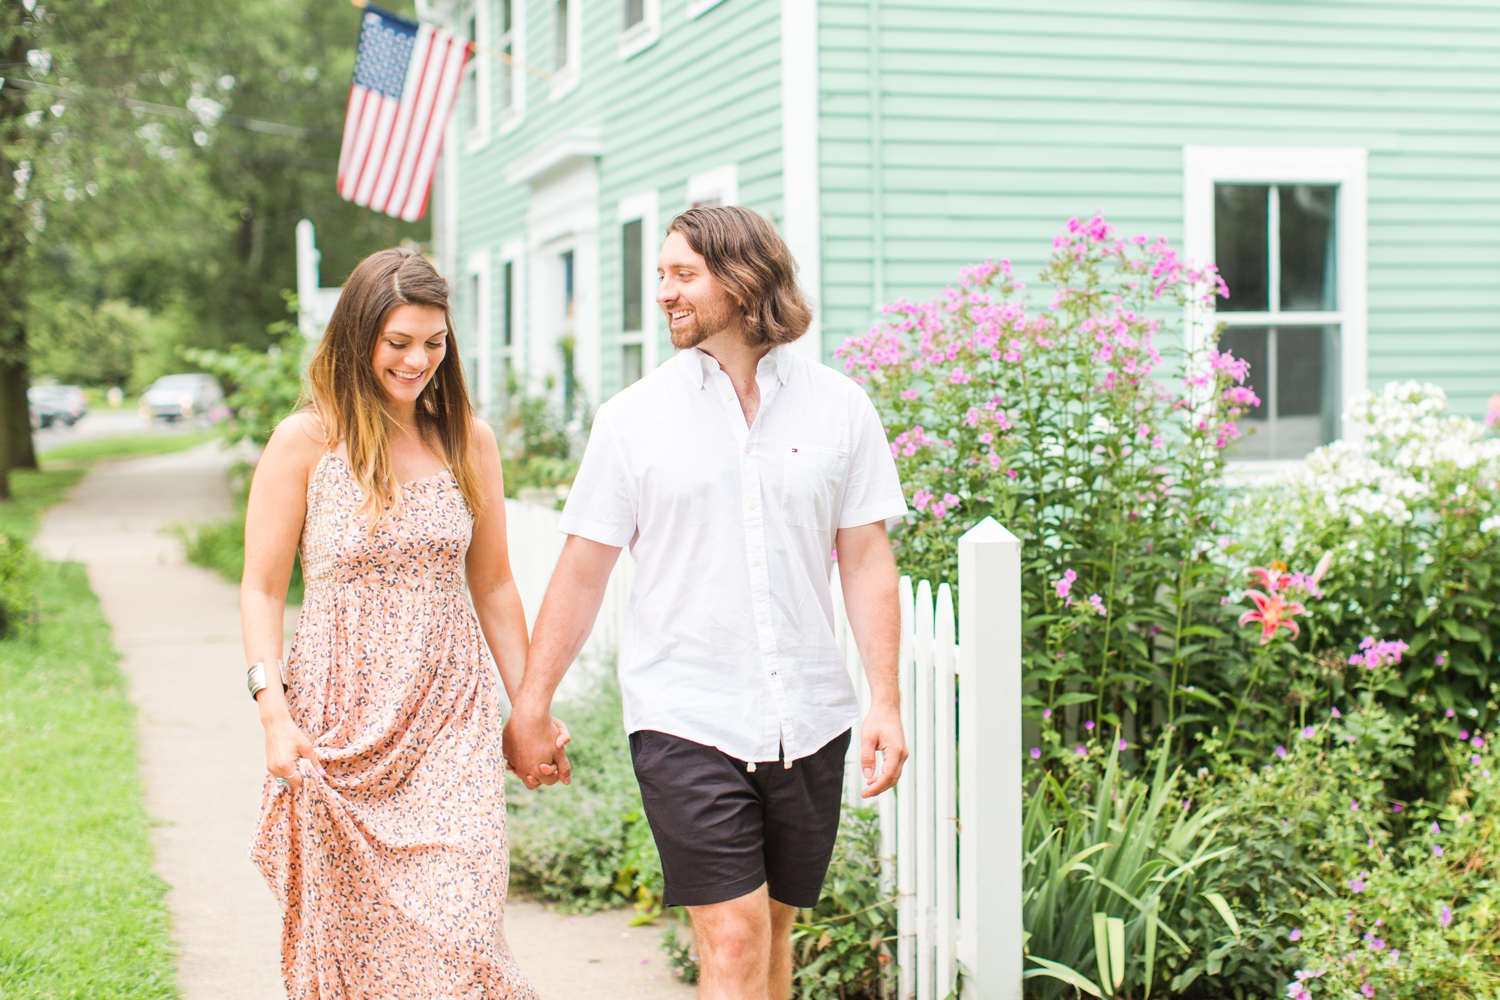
<box><xmin>0</xmin><ymin>0</ymin><xmax>37</xmax><ymax>498</ymax></box>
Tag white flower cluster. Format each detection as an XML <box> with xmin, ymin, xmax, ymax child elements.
<box><xmin>1267</xmin><ymin>382</ymin><xmax>1500</xmax><ymax>530</ymax></box>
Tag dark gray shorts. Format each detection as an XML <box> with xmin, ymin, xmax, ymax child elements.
<box><xmin>629</xmin><ymin>729</ymin><xmax>851</xmax><ymax>908</ymax></box>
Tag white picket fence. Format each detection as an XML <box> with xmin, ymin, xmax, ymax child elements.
<box><xmin>504</xmin><ymin>503</ymin><xmax>1023</xmax><ymax>1000</ymax></box>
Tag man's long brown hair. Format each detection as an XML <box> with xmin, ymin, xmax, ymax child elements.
<box><xmin>667</xmin><ymin>206</ymin><xmax>811</xmax><ymax>345</ymax></box>
<box><xmin>305</xmin><ymin>248</ymin><xmax>482</xmax><ymax>523</ymax></box>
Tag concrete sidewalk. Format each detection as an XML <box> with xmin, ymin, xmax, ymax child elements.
<box><xmin>34</xmin><ymin>444</ymin><xmax>693</xmax><ymax>1000</ymax></box>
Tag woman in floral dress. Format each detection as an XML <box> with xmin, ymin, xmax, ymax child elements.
<box><xmin>241</xmin><ymin>248</ymin><xmax>565</xmax><ymax>998</ymax></box>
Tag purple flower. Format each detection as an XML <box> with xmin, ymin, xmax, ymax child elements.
<box><xmin>1276</xmin><ymin>745</ymin><xmax>1287</xmax><ymax>758</ymax></box>
<box><xmin>1075</xmin><ymin>745</ymin><xmax>1086</xmax><ymax>756</ymax></box>
<box><xmin>1473</xmin><ymin>736</ymin><xmax>1486</xmax><ymax>749</ymax></box>
<box><xmin>1350</xmin><ymin>799</ymin><xmax>1360</xmax><ymax>811</ymax></box>
<box><xmin>1289</xmin><ymin>928</ymin><xmax>1301</xmax><ymax>942</ymax></box>
<box><xmin>1118</xmin><ymin>737</ymin><xmax>1128</xmax><ymax>751</ymax></box>
<box><xmin>1302</xmin><ymin>726</ymin><xmax>1317</xmax><ymax>739</ymax></box>
<box><xmin>1084</xmin><ymin>720</ymin><xmax>1095</xmax><ymax>731</ymax></box>
<box><xmin>1440</xmin><ymin>904</ymin><xmax>1452</xmax><ymax>928</ymax></box>
<box><xmin>1431</xmin><ymin>822</ymin><xmax>1441</xmax><ymax>834</ymax></box>
<box><xmin>1331</xmin><ymin>707</ymin><xmax>1342</xmax><ymax>719</ymax></box>
<box><xmin>1029</xmin><ymin>747</ymin><xmax>1041</xmax><ymax>759</ymax></box>
<box><xmin>1054</xmin><ymin>569</ymin><xmax>1077</xmax><ymax>600</ymax></box>
<box><xmin>1433</xmin><ymin>845</ymin><xmax>1444</xmax><ymax>857</ymax></box>
<box><xmin>1042</xmin><ymin>708</ymin><xmax>1052</xmax><ymax>719</ymax></box>
<box><xmin>1361</xmin><ymin>981</ymin><xmax>1375</xmax><ymax>998</ymax></box>
<box><xmin>1460</xmin><ymin>729</ymin><xmax>1470</xmax><ymax>741</ymax></box>
<box><xmin>1088</xmin><ymin>593</ymin><xmax>1107</xmax><ymax>617</ymax></box>
<box><xmin>1350</xmin><ymin>878</ymin><xmax>1366</xmax><ymax>893</ymax></box>
<box><xmin>1391</xmin><ymin>803</ymin><xmax>1402</xmax><ymax>813</ymax></box>
<box><xmin>1473</xmin><ymin>755</ymin><xmax>1483</xmax><ymax>766</ymax></box>
<box><xmin>1446</xmin><ymin>708</ymin><xmax>1456</xmax><ymax>718</ymax></box>
<box><xmin>1437</xmin><ymin>654</ymin><xmax>1446</xmax><ymax>666</ymax></box>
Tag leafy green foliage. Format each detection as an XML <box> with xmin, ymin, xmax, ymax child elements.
<box><xmin>185</xmin><ymin>338</ymin><xmax>305</xmax><ymax>448</ymax></box>
<box><xmin>497</xmin><ymin>372</ymin><xmax>582</xmax><ymax>502</ymax></box>
<box><xmin>1239</xmin><ymin>382</ymin><xmax>1500</xmax><ymax>799</ymax></box>
<box><xmin>790</xmin><ymin>806</ymin><xmax>895</xmax><ymax>1000</ymax></box>
<box><xmin>1023</xmin><ymin>733</ymin><xmax>1241</xmax><ymax>999</ymax></box>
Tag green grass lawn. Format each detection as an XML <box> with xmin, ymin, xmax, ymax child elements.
<box><xmin>0</xmin><ymin>470</ymin><xmax>178</xmax><ymax>997</ymax></box>
<box><xmin>41</xmin><ymin>430</ymin><xmax>217</xmax><ymax>465</ymax></box>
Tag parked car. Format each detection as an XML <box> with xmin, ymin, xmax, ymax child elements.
<box><xmin>28</xmin><ymin>384</ymin><xmax>87</xmax><ymax>428</ymax></box>
<box><xmin>140</xmin><ymin>373</ymin><xmax>225</xmax><ymax>423</ymax></box>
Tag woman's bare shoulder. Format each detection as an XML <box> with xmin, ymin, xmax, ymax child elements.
<box><xmin>468</xmin><ymin>415</ymin><xmax>499</xmax><ymax>451</ymax></box>
<box><xmin>260</xmin><ymin>410</ymin><xmax>332</xmax><ymax>474</ymax></box>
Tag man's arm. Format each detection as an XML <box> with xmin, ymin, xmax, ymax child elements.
<box><xmin>835</xmin><ymin>520</ymin><xmax>908</xmax><ymax>797</ymax></box>
<box><xmin>504</xmin><ymin>534</ymin><xmax>622</xmax><ymax>788</ymax></box>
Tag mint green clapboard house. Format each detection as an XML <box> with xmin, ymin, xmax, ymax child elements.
<box><xmin>428</xmin><ymin>0</ymin><xmax>1500</xmax><ymax>462</ymax></box>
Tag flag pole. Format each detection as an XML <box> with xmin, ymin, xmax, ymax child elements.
<box><xmin>350</xmin><ymin>0</ymin><xmax>554</xmax><ymax>82</ymax></box>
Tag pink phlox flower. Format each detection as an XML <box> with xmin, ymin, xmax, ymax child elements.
<box><xmin>963</xmin><ymin>407</ymin><xmax>982</xmax><ymax>427</ymax></box>
<box><xmin>1349</xmin><ymin>637</ymin><xmax>1408</xmax><ymax>670</ymax></box>
<box><xmin>1485</xmin><ymin>394</ymin><xmax>1500</xmax><ymax>428</ymax></box>
<box><xmin>1276</xmin><ymin>745</ymin><xmax>1287</xmax><ymax>758</ymax></box>
<box><xmin>1302</xmin><ymin>726</ymin><xmax>1316</xmax><ymax>739</ymax></box>
<box><xmin>1361</xmin><ymin>981</ymin><xmax>1375</xmax><ymax>998</ymax></box>
<box><xmin>1054</xmin><ymin>569</ymin><xmax>1077</xmax><ymax>601</ymax></box>
<box><xmin>912</xmin><ymin>488</ymin><xmax>934</xmax><ymax>512</ymax></box>
<box><xmin>900</xmin><ymin>389</ymin><xmax>918</xmax><ymax>400</ymax></box>
<box><xmin>1088</xmin><ymin>593</ymin><xmax>1106</xmax><ymax>617</ymax></box>
<box><xmin>1350</xmin><ymin>878</ymin><xmax>1365</xmax><ymax>893</ymax></box>
<box><xmin>1005</xmin><ymin>469</ymin><xmax>1018</xmax><ymax>479</ymax></box>
<box><xmin>949</xmin><ymin>367</ymin><xmax>970</xmax><ymax>385</ymax></box>
<box><xmin>1441</xmin><ymin>904</ymin><xmax>1453</xmax><ymax>928</ymax></box>
<box><xmin>1208</xmin><ymin>348</ymin><xmax>1251</xmax><ymax>383</ymax></box>
<box><xmin>1224</xmin><ymin>385</ymin><xmax>1261</xmax><ymax>407</ymax></box>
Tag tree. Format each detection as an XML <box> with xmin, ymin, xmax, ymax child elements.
<box><xmin>0</xmin><ymin>0</ymin><xmax>40</xmax><ymax>492</ymax></box>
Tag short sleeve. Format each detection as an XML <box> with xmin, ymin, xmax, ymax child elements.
<box><xmin>838</xmin><ymin>390</ymin><xmax>909</xmax><ymax>529</ymax></box>
<box><xmin>557</xmin><ymin>405</ymin><xmax>637</xmax><ymax>546</ymax></box>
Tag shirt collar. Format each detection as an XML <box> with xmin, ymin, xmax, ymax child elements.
<box><xmin>680</xmin><ymin>344</ymin><xmax>792</xmax><ymax>389</ymax></box>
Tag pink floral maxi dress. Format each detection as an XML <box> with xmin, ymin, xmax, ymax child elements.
<box><xmin>251</xmin><ymin>453</ymin><xmax>536</xmax><ymax>999</ymax></box>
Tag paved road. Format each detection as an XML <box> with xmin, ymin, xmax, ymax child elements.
<box><xmin>33</xmin><ymin>443</ymin><xmax>694</xmax><ymax>1000</ymax></box>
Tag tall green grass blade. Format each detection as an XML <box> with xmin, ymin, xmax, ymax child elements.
<box><xmin>1202</xmin><ymin>891</ymin><xmax>1241</xmax><ymax>937</ymax></box>
<box><xmin>1144</xmin><ymin>900</ymin><xmax>1158</xmax><ymax>999</ymax></box>
<box><xmin>1092</xmin><ymin>911</ymin><xmax>1112</xmax><ymax>996</ymax></box>
<box><xmin>1107</xmin><ymin>916</ymin><xmax>1125</xmax><ymax>991</ymax></box>
<box><xmin>1026</xmin><ymin>957</ymin><xmax>1104</xmax><ymax>998</ymax></box>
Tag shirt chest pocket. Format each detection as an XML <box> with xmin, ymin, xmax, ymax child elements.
<box><xmin>779</xmin><ymin>446</ymin><xmax>847</xmax><ymax>530</ymax></box>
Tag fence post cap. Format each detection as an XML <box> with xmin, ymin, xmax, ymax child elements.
<box><xmin>958</xmin><ymin>516</ymin><xmax>1019</xmax><ymax>545</ymax></box>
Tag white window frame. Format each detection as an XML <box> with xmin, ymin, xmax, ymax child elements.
<box><xmin>461</xmin><ymin>1</ymin><xmax>491</xmax><ymax>154</ymax></box>
<box><xmin>688</xmin><ymin>0</ymin><xmax>727</xmax><ymax>18</ymax></box>
<box><xmin>619</xmin><ymin>0</ymin><xmax>660</xmax><ymax>60</ymax></box>
<box><xmin>500</xmin><ymin>239</ymin><xmax>527</xmax><ymax>392</ymax></box>
<box><xmin>497</xmin><ymin>0</ymin><xmax>525</xmax><ymax>135</ymax></box>
<box><xmin>464</xmin><ymin>250</ymin><xmax>494</xmax><ymax>413</ymax></box>
<box><xmin>1184</xmin><ymin>146</ymin><xmax>1368</xmax><ymax>456</ymax></box>
<box><xmin>685</xmin><ymin>163</ymin><xmax>738</xmax><ymax>209</ymax></box>
<box><xmin>549</xmin><ymin>0</ymin><xmax>581</xmax><ymax>101</ymax></box>
<box><xmin>618</xmin><ymin>190</ymin><xmax>660</xmax><ymax>383</ymax></box>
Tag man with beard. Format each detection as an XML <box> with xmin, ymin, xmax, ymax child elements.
<box><xmin>504</xmin><ymin>205</ymin><xmax>908</xmax><ymax>1000</ymax></box>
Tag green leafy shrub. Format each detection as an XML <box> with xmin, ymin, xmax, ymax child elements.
<box><xmin>1240</xmin><ymin>382</ymin><xmax>1500</xmax><ymax>798</ymax></box>
<box><xmin>790</xmin><ymin>805</ymin><xmax>895</xmax><ymax>1000</ymax></box>
<box><xmin>183</xmin><ymin>339</ymin><xmax>306</xmax><ymax>448</ymax></box>
<box><xmin>0</xmin><ymin>530</ymin><xmax>40</xmax><ymax>638</ymax></box>
<box><xmin>497</xmin><ymin>372</ymin><xmax>582</xmax><ymax>503</ymax></box>
<box><xmin>504</xmin><ymin>678</ymin><xmax>658</xmax><ymax>912</ymax></box>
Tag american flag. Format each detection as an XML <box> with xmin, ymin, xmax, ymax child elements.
<box><xmin>337</xmin><ymin>5</ymin><xmax>471</xmax><ymax>222</ymax></box>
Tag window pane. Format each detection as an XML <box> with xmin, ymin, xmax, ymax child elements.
<box><xmin>1214</xmin><ymin>185</ymin><xmax>1269</xmax><ymax>312</ymax></box>
<box><xmin>498</xmin><ymin>42</ymin><xmax>513</xmax><ymax>110</ymax></box>
<box><xmin>555</xmin><ymin>0</ymin><xmax>569</xmax><ymax>69</ymax></box>
<box><xmin>622</xmin><ymin>344</ymin><xmax>643</xmax><ymax>387</ymax></box>
<box><xmin>1279</xmin><ymin>185</ymin><xmax>1337</xmax><ymax>312</ymax></box>
<box><xmin>1219</xmin><ymin>327</ymin><xmax>1268</xmax><ymax>424</ymax></box>
<box><xmin>1276</xmin><ymin>325</ymin><xmax>1340</xmax><ymax>454</ymax></box>
<box><xmin>624</xmin><ymin>0</ymin><xmax>645</xmax><ymax>28</ymax></box>
<box><xmin>622</xmin><ymin>219</ymin><xmax>643</xmax><ymax>332</ymax></box>
<box><xmin>502</xmin><ymin>0</ymin><xmax>512</xmax><ymax>33</ymax></box>
<box><xmin>502</xmin><ymin>262</ymin><xmax>513</xmax><ymax>347</ymax></box>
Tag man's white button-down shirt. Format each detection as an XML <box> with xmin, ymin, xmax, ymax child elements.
<box><xmin>557</xmin><ymin>344</ymin><xmax>908</xmax><ymax>763</ymax></box>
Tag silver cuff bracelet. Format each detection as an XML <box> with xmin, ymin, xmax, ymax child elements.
<box><xmin>247</xmin><ymin>661</ymin><xmax>284</xmax><ymax>701</ymax></box>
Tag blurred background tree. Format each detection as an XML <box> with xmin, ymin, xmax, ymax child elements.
<box><xmin>7</xmin><ymin>0</ymin><xmax>425</xmax><ymax>388</ymax></box>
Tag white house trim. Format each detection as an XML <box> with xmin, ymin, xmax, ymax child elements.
<box><xmin>464</xmin><ymin>248</ymin><xmax>494</xmax><ymax>413</ymax></box>
<box><xmin>461</xmin><ymin>0</ymin><xmax>492</xmax><ymax>154</ymax></box>
<box><xmin>498</xmin><ymin>0</ymin><xmax>526</xmax><ymax>136</ymax></box>
<box><xmin>781</xmin><ymin>0</ymin><xmax>822</xmax><ymax>363</ymax></box>
<box><xmin>549</xmin><ymin>0</ymin><xmax>582</xmax><ymax>101</ymax></box>
<box><xmin>688</xmin><ymin>0</ymin><xmax>727</xmax><ymax>18</ymax></box>
<box><xmin>1183</xmin><ymin>145</ymin><xmax>1368</xmax><ymax>443</ymax></box>
<box><xmin>685</xmin><ymin>163</ymin><xmax>739</xmax><ymax>209</ymax></box>
<box><xmin>618</xmin><ymin>188</ymin><xmax>661</xmax><ymax>374</ymax></box>
<box><xmin>504</xmin><ymin>126</ymin><xmax>602</xmax><ymax>187</ymax></box>
<box><xmin>618</xmin><ymin>0</ymin><xmax>661</xmax><ymax>60</ymax></box>
<box><xmin>501</xmin><ymin>238</ymin><xmax>527</xmax><ymax>386</ymax></box>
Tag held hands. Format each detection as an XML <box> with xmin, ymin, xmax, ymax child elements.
<box><xmin>502</xmin><ymin>703</ymin><xmax>573</xmax><ymax>789</ymax></box>
<box><xmin>859</xmin><ymin>700</ymin><xmax>909</xmax><ymax>798</ymax></box>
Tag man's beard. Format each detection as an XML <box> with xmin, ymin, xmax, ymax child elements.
<box><xmin>668</xmin><ymin>294</ymin><xmax>737</xmax><ymax>350</ymax></box>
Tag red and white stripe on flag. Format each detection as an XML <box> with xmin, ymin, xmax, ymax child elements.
<box><xmin>337</xmin><ymin>8</ymin><xmax>471</xmax><ymax>223</ymax></box>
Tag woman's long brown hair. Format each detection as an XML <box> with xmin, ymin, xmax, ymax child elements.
<box><xmin>305</xmin><ymin>248</ymin><xmax>483</xmax><ymax>523</ymax></box>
